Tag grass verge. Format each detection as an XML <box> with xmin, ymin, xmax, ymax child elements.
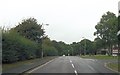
<box><xmin>106</xmin><ymin>63</ymin><xmax>118</xmax><ymax>72</ymax></box>
<box><xmin>80</xmin><ymin>55</ymin><xmax>118</xmax><ymax>59</ymax></box>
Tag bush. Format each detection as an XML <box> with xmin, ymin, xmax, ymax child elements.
<box><xmin>2</xmin><ymin>30</ymin><xmax>38</xmax><ymax>63</ymax></box>
<box><xmin>2</xmin><ymin>31</ymin><xmax>18</xmax><ymax>63</ymax></box>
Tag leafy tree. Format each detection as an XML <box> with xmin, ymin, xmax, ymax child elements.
<box><xmin>12</xmin><ymin>18</ymin><xmax>44</xmax><ymax>42</ymax></box>
<box><xmin>93</xmin><ymin>37</ymin><xmax>106</xmax><ymax>54</ymax></box>
<box><xmin>52</xmin><ymin>40</ymin><xmax>71</xmax><ymax>56</ymax></box>
<box><xmin>94</xmin><ymin>11</ymin><xmax>117</xmax><ymax>55</ymax></box>
<box><xmin>52</xmin><ymin>40</ymin><xmax>62</xmax><ymax>55</ymax></box>
<box><xmin>42</xmin><ymin>37</ymin><xmax>58</xmax><ymax>56</ymax></box>
<box><xmin>79</xmin><ymin>39</ymin><xmax>94</xmax><ymax>55</ymax></box>
<box><xmin>118</xmin><ymin>16</ymin><xmax>120</xmax><ymax>43</ymax></box>
<box><xmin>11</xmin><ymin>18</ymin><xmax>45</xmax><ymax>58</ymax></box>
<box><xmin>70</xmin><ymin>42</ymin><xmax>80</xmax><ymax>56</ymax></box>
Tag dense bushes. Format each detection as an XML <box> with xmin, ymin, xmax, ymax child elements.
<box><xmin>2</xmin><ymin>18</ymin><xmax>63</xmax><ymax>63</ymax></box>
<box><xmin>2</xmin><ymin>31</ymin><xmax>38</xmax><ymax>63</ymax></box>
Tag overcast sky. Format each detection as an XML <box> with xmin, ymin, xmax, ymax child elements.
<box><xmin>0</xmin><ymin>0</ymin><xmax>119</xmax><ymax>44</ymax></box>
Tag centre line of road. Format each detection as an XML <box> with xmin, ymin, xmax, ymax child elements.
<box><xmin>72</xmin><ymin>64</ymin><xmax>75</xmax><ymax>68</ymax></box>
<box><xmin>69</xmin><ymin>59</ymin><xmax>78</xmax><ymax>75</ymax></box>
<box><xmin>70</xmin><ymin>60</ymin><xmax>72</xmax><ymax>63</ymax></box>
<box><xmin>74</xmin><ymin>70</ymin><xmax>78</xmax><ymax>75</ymax></box>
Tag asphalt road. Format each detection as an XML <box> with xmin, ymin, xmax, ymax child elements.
<box><xmin>27</xmin><ymin>56</ymin><xmax>118</xmax><ymax>74</ymax></box>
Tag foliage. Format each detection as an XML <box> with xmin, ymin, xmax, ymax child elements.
<box><xmin>2</xmin><ymin>12</ymin><xmax>118</xmax><ymax>63</ymax></box>
<box><xmin>52</xmin><ymin>40</ymin><xmax>69</xmax><ymax>56</ymax></box>
<box><xmin>43</xmin><ymin>38</ymin><xmax>58</xmax><ymax>56</ymax></box>
<box><xmin>80</xmin><ymin>39</ymin><xmax>95</xmax><ymax>55</ymax></box>
<box><xmin>11</xmin><ymin>18</ymin><xmax>44</xmax><ymax>58</ymax></box>
<box><xmin>2</xmin><ymin>30</ymin><xmax>38</xmax><ymax>63</ymax></box>
<box><xmin>94</xmin><ymin>11</ymin><xmax>118</xmax><ymax>55</ymax></box>
<box><xmin>12</xmin><ymin>18</ymin><xmax>44</xmax><ymax>43</ymax></box>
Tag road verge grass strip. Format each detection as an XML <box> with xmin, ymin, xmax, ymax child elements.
<box><xmin>80</xmin><ymin>55</ymin><xmax>118</xmax><ymax>59</ymax></box>
<box><xmin>105</xmin><ymin>62</ymin><xmax>118</xmax><ymax>73</ymax></box>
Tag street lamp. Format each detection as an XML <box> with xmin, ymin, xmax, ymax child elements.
<box><xmin>82</xmin><ymin>37</ymin><xmax>86</xmax><ymax>55</ymax></box>
<box><xmin>41</xmin><ymin>23</ymin><xmax>49</xmax><ymax>59</ymax></box>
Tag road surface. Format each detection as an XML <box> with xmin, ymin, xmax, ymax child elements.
<box><xmin>26</xmin><ymin>56</ymin><xmax>118</xmax><ymax>75</ymax></box>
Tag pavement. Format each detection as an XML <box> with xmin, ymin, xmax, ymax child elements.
<box><xmin>2</xmin><ymin>56</ymin><xmax>119</xmax><ymax>75</ymax></box>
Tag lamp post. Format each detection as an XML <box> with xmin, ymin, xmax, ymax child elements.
<box><xmin>82</xmin><ymin>37</ymin><xmax>86</xmax><ymax>55</ymax></box>
<box><xmin>41</xmin><ymin>23</ymin><xmax>49</xmax><ymax>59</ymax></box>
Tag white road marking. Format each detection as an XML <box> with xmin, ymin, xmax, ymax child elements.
<box><xmin>85</xmin><ymin>59</ymin><xmax>96</xmax><ymax>62</ymax></box>
<box><xmin>74</xmin><ymin>70</ymin><xmax>78</xmax><ymax>75</ymax></box>
<box><xmin>26</xmin><ymin>58</ymin><xmax>55</xmax><ymax>73</ymax></box>
<box><xmin>69</xmin><ymin>59</ymin><xmax>78</xmax><ymax>75</ymax></box>
<box><xmin>72</xmin><ymin>64</ymin><xmax>75</xmax><ymax>68</ymax></box>
<box><xmin>88</xmin><ymin>65</ymin><xmax>95</xmax><ymax>71</ymax></box>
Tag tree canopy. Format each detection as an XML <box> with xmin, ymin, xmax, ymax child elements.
<box><xmin>94</xmin><ymin>11</ymin><xmax>118</xmax><ymax>55</ymax></box>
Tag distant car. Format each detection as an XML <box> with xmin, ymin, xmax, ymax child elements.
<box><xmin>63</xmin><ymin>55</ymin><xmax>65</xmax><ymax>56</ymax></box>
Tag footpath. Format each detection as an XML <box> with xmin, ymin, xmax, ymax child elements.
<box><xmin>2</xmin><ymin>56</ymin><xmax>58</xmax><ymax>75</ymax></box>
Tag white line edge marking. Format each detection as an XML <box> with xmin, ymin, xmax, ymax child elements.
<box><xmin>27</xmin><ymin>58</ymin><xmax>55</xmax><ymax>73</ymax></box>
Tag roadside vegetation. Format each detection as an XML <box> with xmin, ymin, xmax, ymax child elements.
<box><xmin>80</xmin><ymin>55</ymin><xmax>118</xmax><ymax>59</ymax></box>
<box><xmin>2</xmin><ymin>11</ymin><xmax>119</xmax><ymax>64</ymax></box>
<box><xmin>107</xmin><ymin>63</ymin><xmax>118</xmax><ymax>72</ymax></box>
<box><xmin>2</xmin><ymin>18</ymin><xmax>74</xmax><ymax>63</ymax></box>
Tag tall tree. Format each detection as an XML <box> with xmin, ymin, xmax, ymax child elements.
<box><xmin>12</xmin><ymin>18</ymin><xmax>44</xmax><ymax>43</ymax></box>
<box><xmin>94</xmin><ymin>11</ymin><xmax>117</xmax><ymax>55</ymax></box>
<box><xmin>42</xmin><ymin>37</ymin><xmax>58</xmax><ymax>56</ymax></box>
<box><xmin>80</xmin><ymin>39</ymin><xmax>94</xmax><ymax>55</ymax></box>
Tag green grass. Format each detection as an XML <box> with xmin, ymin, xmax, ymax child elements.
<box><xmin>107</xmin><ymin>63</ymin><xmax>118</xmax><ymax>72</ymax></box>
<box><xmin>81</xmin><ymin>55</ymin><xmax>118</xmax><ymax>59</ymax></box>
